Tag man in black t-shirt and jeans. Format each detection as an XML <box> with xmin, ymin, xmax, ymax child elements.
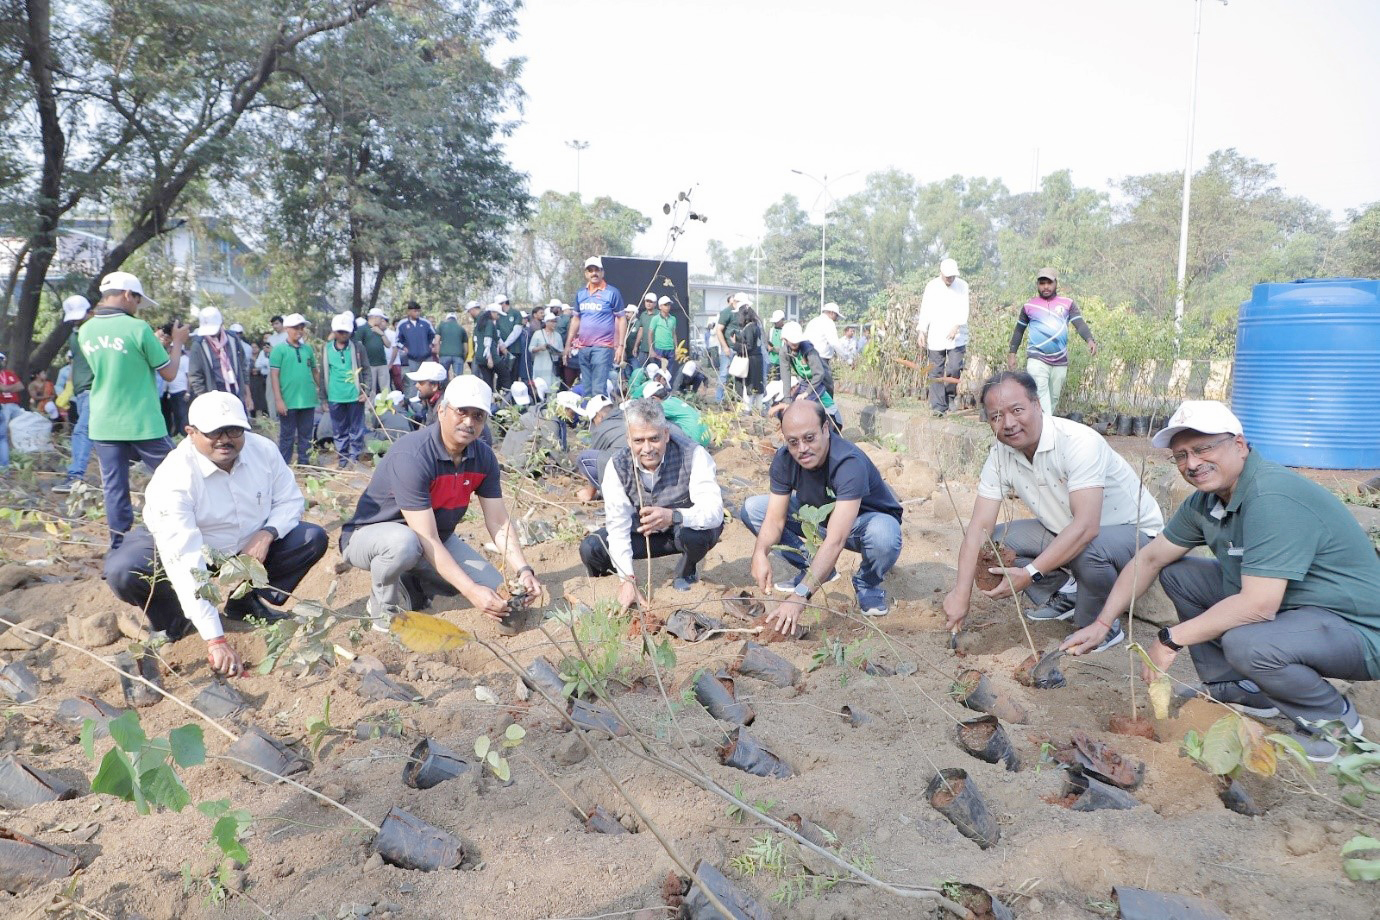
<box><xmin>740</xmin><ymin>400</ymin><xmax>903</xmax><ymax>634</ymax></box>
<box><xmin>338</xmin><ymin>375</ymin><xmax>541</xmax><ymax>631</ymax></box>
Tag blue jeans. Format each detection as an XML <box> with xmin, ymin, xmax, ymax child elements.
<box><xmin>94</xmin><ymin>437</ymin><xmax>174</xmax><ymax>548</ymax></box>
<box><xmin>0</xmin><ymin>404</ymin><xmax>21</xmax><ymax>469</ymax></box>
<box><xmin>278</xmin><ymin>407</ymin><xmax>315</xmax><ymax>465</ymax></box>
<box><xmin>439</xmin><ymin>356</ymin><xmax>465</xmax><ymax>378</ymax></box>
<box><xmin>578</xmin><ymin>346</ymin><xmax>614</xmax><ymax>398</ymax></box>
<box><xmin>716</xmin><ymin>349</ymin><xmax>731</xmax><ymax>402</ymax></box>
<box><xmin>738</xmin><ymin>493</ymin><xmax>902</xmax><ymax>593</ymax></box>
<box><xmin>66</xmin><ymin>391</ymin><xmax>93</xmax><ymax>479</ymax></box>
<box><xmin>329</xmin><ymin>401</ymin><xmax>365</xmax><ymax>462</ymax></box>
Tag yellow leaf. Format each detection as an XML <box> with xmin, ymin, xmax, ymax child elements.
<box><xmin>1148</xmin><ymin>676</ymin><xmax>1173</xmax><ymax>721</ymax></box>
<box><xmin>1237</xmin><ymin>718</ymin><xmax>1278</xmax><ymax>777</ymax></box>
<box><xmin>389</xmin><ymin>611</ymin><xmax>473</xmax><ymax>653</ymax></box>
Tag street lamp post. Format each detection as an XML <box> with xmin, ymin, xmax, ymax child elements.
<box><xmin>1174</xmin><ymin>0</ymin><xmax>1226</xmax><ymax>340</ymax></box>
<box><xmin>791</xmin><ymin>169</ymin><xmax>856</xmax><ymax>311</ymax></box>
<box><xmin>566</xmin><ymin>139</ymin><xmax>589</xmax><ymax>197</ymax></box>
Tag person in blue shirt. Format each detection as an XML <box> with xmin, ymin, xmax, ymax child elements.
<box><xmin>395</xmin><ymin>301</ymin><xmax>436</xmax><ymax>396</ymax></box>
<box><xmin>563</xmin><ymin>256</ymin><xmax>626</xmax><ymax>398</ymax></box>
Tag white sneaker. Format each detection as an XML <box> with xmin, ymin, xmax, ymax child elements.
<box><xmin>366</xmin><ymin>597</ymin><xmax>393</xmax><ymax>633</ymax></box>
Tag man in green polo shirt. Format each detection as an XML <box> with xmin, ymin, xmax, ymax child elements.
<box><xmin>713</xmin><ymin>293</ymin><xmax>741</xmax><ymax>403</ymax></box>
<box><xmin>269</xmin><ymin>313</ymin><xmax>319</xmax><ymax>465</ymax></box>
<box><xmin>356</xmin><ymin>309</ymin><xmax>394</xmax><ymax>396</ymax></box>
<box><xmin>437</xmin><ymin>309</ymin><xmax>468</xmax><ymax>380</ymax></box>
<box><xmin>78</xmin><ymin>271</ymin><xmax>189</xmax><ymax>548</ymax></box>
<box><xmin>1064</xmin><ymin>400</ymin><xmax>1378</xmax><ymax>762</ymax></box>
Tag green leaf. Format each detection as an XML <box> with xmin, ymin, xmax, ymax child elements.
<box><xmin>211</xmin><ymin>814</ymin><xmax>251</xmax><ymax>865</ymax></box>
<box><xmin>504</xmin><ymin>724</ymin><xmax>526</xmax><ymax>743</ymax></box>
<box><xmin>1198</xmin><ymin>715</ymin><xmax>1245</xmax><ymax>775</ymax></box>
<box><xmin>1266</xmin><ymin>732</ymin><xmax>1316</xmax><ymax>777</ymax></box>
<box><xmin>91</xmin><ymin>747</ymin><xmax>137</xmax><ymax>803</ymax></box>
<box><xmin>1342</xmin><ymin>835</ymin><xmax>1380</xmax><ymax>881</ymax></box>
<box><xmin>198</xmin><ymin>799</ymin><xmax>231</xmax><ymax>820</ymax></box>
<box><xmin>107</xmin><ymin>710</ymin><xmax>147</xmax><ymax>754</ymax></box>
<box><xmin>142</xmin><ymin>763</ymin><xmax>191</xmax><ymax>813</ymax></box>
<box><xmin>80</xmin><ymin>719</ymin><xmax>96</xmax><ymax>761</ymax></box>
<box><xmin>474</xmin><ymin>735</ymin><xmax>490</xmax><ymax>760</ymax></box>
<box><xmin>169</xmin><ymin>724</ymin><xmax>206</xmax><ymax>768</ymax></box>
<box><xmin>490</xmin><ymin>754</ymin><xmax>510</xmax><ymax>783</ymax></box>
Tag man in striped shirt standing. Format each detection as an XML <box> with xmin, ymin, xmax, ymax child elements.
<box><xmin>1007</xmin><ymin>267</ymin><xmax>1097</xmax><ymax>415</ymax></box>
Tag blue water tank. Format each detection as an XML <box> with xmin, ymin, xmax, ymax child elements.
<box><xmin>1233</xmin><ymin>278</ymin><xmax>1380</xmax><ymax>469</ymax></box>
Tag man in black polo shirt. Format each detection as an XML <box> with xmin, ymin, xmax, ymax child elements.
<box><xmin>339</xmin><ymin>375</ymin><xmax>540</xmax><ymax>630</ymax></box>
<box><xmin>741</xmin><ymin>400</ymin><xmax>903</xmax><ymax>633</ymax></box>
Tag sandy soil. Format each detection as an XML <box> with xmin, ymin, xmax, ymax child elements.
<box><xmin>0</xmin><ymin>415</ymin><xmax>1376</xmax><ymax>920</ymax></box>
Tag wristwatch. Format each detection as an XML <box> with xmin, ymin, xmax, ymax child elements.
<box><xmin>793</xmin><ymin>581</ymin><xmax>813</xmax><ymax>600</ymax></box>
<box><xmin>1024</xmin><ymin>562</ymin><xmax>1044</xmax><ymax>583</ymax></box>
<box><xmin>1157</xmin><ymin>625</ymin><xmax>1183</xmax><ymax>651</ymax></box>
<box><xmin>671</xmin><ymin>511</ymin><xmax>684</xmax><ymax>526</ymax></box>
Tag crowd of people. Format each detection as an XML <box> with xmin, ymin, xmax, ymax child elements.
<box><xmin>12</xmin><ymin>259</ymin><xmax>1373</xmax><ymax>770</ymax></box>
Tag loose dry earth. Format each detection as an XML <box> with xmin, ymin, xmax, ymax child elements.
<box><xmin>0</xmin><ymin>408</ymin><xmax>1377</xmax><ymax>920</ymax></box>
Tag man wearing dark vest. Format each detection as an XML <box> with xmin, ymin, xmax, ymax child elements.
<box><xmin>579</xmin><ymin>398</ymin><xmax>724</xmax><ymax>605</ymax></box>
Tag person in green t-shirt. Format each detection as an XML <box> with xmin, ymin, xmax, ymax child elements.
<box><xmin>437</xmin><ymin>311</ymin><xmax>468</xmax><ymax>380</ymax></box>
<box><xmin>77</xmin><ymin>271</ymin><xmax>189</xmax><ymax>548</ymax></box>
<box><xmin>321</xmin><ymin>313</ymin><xmax>368</xmax><ymax>469</ymax></box>
<box><xmin>355</xmin><ymin>309</ymin><xmax>394</xmax><ymax>396</ymax></box>
<box><xmin>713</xmin><ymin>294</ymin><xmax>743</xmax><ymax>402</ymax></box>
<box><xmin>630</xmin><ymin>293</ymin><xmax>657</xmax><ymax>363</ymax></box>
<box><xmin>1062</xmin><ymin>400</ymin><xmax>1380</xmax><ymax>763</ymax></box>
<box><xmin>766</xmin><ymin>309</ymin><xmax>786</xmax><ymax>381</ymax></box>
<box><xmin>493</xmin><ymin>296</ymin><xmax>520</xmax><ymax>390</ymax></box>
<box><xmin>269</xmin><ymin>313</ymin><xmax>320</xmax><ymax>466</ymax></box>
<box><xmin>642</xmin><ymin>379</ymin><xmax>710</xmax><ymax>448</ymax></box>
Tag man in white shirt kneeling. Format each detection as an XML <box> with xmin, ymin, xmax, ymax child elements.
<box><xmin>104</xmin><ymin>392</ymin><xmax>328</xmax><ymax>677</ymax></box>
<box><xmin>579</xmin><ymin>398</ymin><xmax>724</xmax><ymax>603</ymax></box>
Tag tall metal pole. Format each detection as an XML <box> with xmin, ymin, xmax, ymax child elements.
<box><xmin>566</xmin><ymin>139</ymin><xmax>589</xmax><ymax>197</ymax></box>
<box><xmin>1174</xmin><ymin>0</ymin><xmax>1209</xmax><ymax>338</ymax></box>
<box><xmin>791</xmin><ymin>168</ymin><xmax>856</xmax><ymax>312</ymax></box>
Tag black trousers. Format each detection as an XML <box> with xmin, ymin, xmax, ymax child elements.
<box><xmin>579</xmin><ymin>523</ymin><xmax>723</xmax><ymax>580</ymax></box>
<box><xmin>104</xmin><ymin>522</ymin><xmax>329</xmax><ymax>637</ymax></box>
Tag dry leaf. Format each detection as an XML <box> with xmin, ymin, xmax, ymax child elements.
<box><xmin>389</xmin><ymin>611</ymin><xmax>473</xmax><ymax>653</ymax></box>
<box><xmin>1148</xmin><ymin>675</ymin><xmax>1173</xmax><ymax>721</ymax></box>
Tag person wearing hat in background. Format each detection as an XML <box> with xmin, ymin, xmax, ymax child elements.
<box><xmin>742</xmin><ymin>400</ymin><xmax>904</xmax><ymax>629</ymax></box>
<box><xmin>1064</xmin><ymin>401</ymin><xmax>1380</xmax><ymax>762</ymax></box>
<box><xmin>730</xmin><ymin>299</ymin><xmax>766</xmax><ymax>412</ymax></box>
<box><xmin>472</xmin><ymin>303</ymin><xmax>501</xmax><ymax>390</ymax></box>
<box><xmin>945</xmin><ymin>371</ymin><xmax>1163</xmax><ymax>654</ymax></box>
<box><xmin>321</xmin><ymin>313</ymin><xmax>369</xmax><ymax>469</ymax></box>
<box><xmin>374</xmin><ymin>390</ymin><xmax>413</xmax><ymax>440</ymax></box>
<box><xmin>529</xmin><ymin>311</ymin><xmax>563</xmax><ymax>392</ymax></box>
<box><xmin>804</xmin><ymin>302</ymin><xmax>846</xmax><ymax>365</ymax></box>
<box><xmin>269</xmin><ymin>313</ymin><xmax>319</xmax><ymax>465</ymax></box>
<box><xmin>918</xmin><ymin>257</ymin><xmax>971</xmax><ymax>417</ymax></box>
<box><xmin>156</xmin><ymin>321</ymin><xmax>192</xmax><ymax>435</ymax></box>
<box><xmin>51</xmin><ymin>295</ymin><xmax>95</xmax><ymax>491</ymax></box>
<box><xmin>463</xmin><ymin>300</ymin><xmax>483</xmax><ymax>374</ymax></box>
<box><xmin>649</xmin><ymin>296</ymin><xmax>681</xmax><ymax>376</ymax></box>
<box><xmin>581</xmin><ymin>397</ymin><xmax>724</xmax><ymax>599</ymax></box>
<box><xmin>712</xmin><ymin>292</ymin><xmax>741</xmax><ymax>403</ymax></box>
<box><xmin>105</xmin><ymin>391</ymin><xmax>328</xmax><ymax>676</ymax></box>
<box><xmin>766</xmin><ymin>310</ymin><xmax>786</xmax><ymax>382</ymax></box>
<box><xmin>777</xmin><ymin>320</ymin><xmax>840</xmax><ymax>427</ymax></box>
<box><xmin>839</xmin><ymin>325</ymin><xmax>860</xmax><ymax>366</ymax></box>
<box><xmin>339</xmin><ymin>375</ymin><xmax>540</xmax><ymax>630</ymax></box>
<box><xmin>395</xmin><ymin>301</ymin><xmax>436</xmax><ymax>396</ymax></box>
<box><xmin>187</xmin><ymin>306</ymin><xmax>253</xmax><ymax>415</ymax></box>
<box><xmin>492</xmin><ymin>295</ymin><xmax>521</xmax><ymax>391</ymax></box>
<box><xmin>673</xmin><ymin>359</ymin><xmax>706</xmax><ymax>396</ymax></box>
<box><xmin>403</xmin><ymin>360</ymin><xmax>448</xmax><ymax>428</ymax></box>
<box><xmin>228</xmin><ymin>321</ymin><xmax>253</xmax><ymax>369</ymax></box>
<box><xmin>565</xmin><ymin>257</ymin><xmax>627</xmax><ymax>401</ymax></box>
<box><xmin>620</xmin><ymin>302</ymin><xmax>643</xmax><ymax>385</ymax></box>
<box><xmin>78</xmin><ymin>271</ymin><xmax>190</xmax><ymax>547</ymax></box>
<box><xmin>551</xmin><ymin>300</ymin><xmax>574</xmax><ymax>385</ymax></box>
<box><xmin>356</xmin><ymin>308</ymin><xmax>396</xmax><ymax>397</ymax></box>
<box><xmin>437</xmin><ymin>307</ymin><xmax>469</xmax><ymax>381</ymax></box>
<box><xmin>642</xmin><ymin>378</ymin><xmax>711</xmax><ymax>448</ymax></box>
<box><xmin>1008</xmin><ymin>267</ymin><xmax>1097</xmax><ymax>416</ymax></box>
<box><xmin>626</xmin><ymin>294</ymin><xmax>655</xmax><ymax>373</ymax></box>
<box><xmin>572</xmin><ymin>394</ymin><xmax>626</xmax><ymax>503</ymax></box>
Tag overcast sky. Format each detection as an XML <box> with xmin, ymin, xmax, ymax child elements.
<box><xmin>495</xmin><ymin>0</ymin><xmax>1380</xmax><ymax>271</ymax></box>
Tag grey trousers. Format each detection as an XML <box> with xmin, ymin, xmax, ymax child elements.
<box><xmin>1158</xmin><ymin>556</ymin><xmax>1371</xmax><ymax>724</ymax></box>
<box><xmin>994</xmin><ymin>519</ymin><xmax>1152</xmax><ymax>628</ymax></box>
<box><xmin>341</xmin><ymin>521</ymin><xmax>502</xmax><ymax>610</ymax></box>
<box><xmin>366</xmin><ymin>365</ymin><xmax>392</xmax><ymax>398</ymax></box>
<box><xmin>927</xmin><ymin>346</ymin><xmax>965</xmax><ymax>413</ymax></box>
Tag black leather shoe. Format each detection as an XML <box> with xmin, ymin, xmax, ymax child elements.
<box><xmin>224</xmin><ymin>592</ymin><xmax>292</xmax><ymax>624</ymax></box>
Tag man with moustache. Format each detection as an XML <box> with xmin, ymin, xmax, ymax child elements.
<box><xmin>1007</xmin><ymin>267</ymin><xmax>1097</xmax><ymax>415</ymax></box>
<box><xmin>741</xmin><ymin>400</ymin><xmax>903</xmax><ymax>633</ymax></box>
<box><xmin>339</xmin><ymin>376</ymin><xmax>540</xmax><ymax>631</ymax></box>
<box><xmin>1063</xmin><ymin>401</ymin><xmax>1380</xmax><ymax>762</ymax></box>
<box><xmin>943</xmin><ymin>371</ymin><xmax>1162</xmax><ymax>653</ymax></box>
<box><xmin>579</xmin><ymin>398</ymin><xmax>724</xmax><ymax>602</ymax></box>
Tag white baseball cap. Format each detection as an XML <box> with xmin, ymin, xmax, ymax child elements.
<box><xmin>496</xmin><ymin>293</ymin><xmax>510</xmax><ymax>303</ymax></box>
<box><xmin>657</xmin><ymin>296</ymin><xmax>672</xmax><ymax>306</ymax></box>
<box><xmin>229</xmin><ymin>322</ymin><xmax>245</xmax><ymax>334</ymax></box>
<box><xmin>511</xmin><ymin>381</ymin><xmax>532</xmax><ymax>406</ymax></box>
<box><xmin>765</xmin><ymin>380</ymin><xmax>784</xmax><ymax>403</ymax></box>
<box><xmin>769</xmin><ymin>310</ymin><xmax>785</xmax><ymax>323</ymax></box>
<box><xmin>546</xmin><ymin>298</ymin><xmax>564</xmax><ymax>308</ymax></box>
<box><xmin>330</xmin><ymin>313</ymin><xmax>354</xmax><ymax>333</ymax></box>
<box><xmin>485</xmin><ymin>303</ymin><xmax>502</xmax><ymax>314</ymax></box>
<box><xmin>195</xmin><ymin>307</ymin><xmax>224</xmax><ymax>336</ymax></box>
<box><xmin>406</xmin><ymin>360</ymin><xmax>447</xmax><ymax>383</ymax></box>
<box><xmin>623</xmin><ymin>304</ymin><xmax>638</xmax><ymax>315</ymax></box>
<box><xmin>583</xmin><ymin>256</ymin><xmax>603</xmax><ymax>269</ymax></box>
<box><xmin>62</xmin><ymin>295</ymin><xmax>91</xmax><ymax>322</ymax></box>
<box><xmin>642</xmin><ymin>380</ymin><xmax>666</xmax><ymax>398</ymax></box>
<box><xmin>466</xmin><ymin>300</ymin><xmax>482</xmax><ymax>311</ymax></box>
<box><xmin>387</xmin><ymin>389</ymin><xmax>405</xmax><ymax>407</ymax></box>
<box><xmin>578</xmin><ymin>394</ymin><xmax>613</xmax><ymax>419</ymax></box>
<box><xmin>562</xmin><ymin>303</ymin><xmax>574</xmax><ymax>312</ymax></box>
<box><xmin>443</xmin><ymin>375</ymin><xmax>493</xmax><ymax>413</ymax></box>
<box><xmin>681</xmin><ymin>360</ymin><xmax>697</xmax><ymax>377</ymax></box>
<box><xmin>282</xmin><ymin>313</ymin><xmax>308</xmax><ymax>327</ymax></box>
<box><xmin>532</xmin><ymin>378</ymin><xmax>549</xmax><ymax>401</ymax></box>
<box><xmin>822</xmin><ymin>302</ymin><xmax>841</xmax><ymax>316</ymax></box>
<box><xmin>555</xmin><ymin>391</ymin><xmax>581</xmax><ymax>412</ymax></box>
<box><xmin>367</xmin><ymin>307</ymin><xmax>388</xmax><ymax>319</ymax></box>
<box><xmin>188</xmin><ymin>391</ymin><xmax>250</xmax><ymax>432</ymax></box>
<box><xmin>643</xmin><ymin>293</ymin><xmax>657</xmax><ymax>303</ymax></box>
<box><xmin>940</xmin><ymin>258</ymin><xmax>960</xmax><ymax>278</ymax></box>
<box><xmin>98</xmin><ymin>271</ymin><xmax>157</xmax><ymax>306</ymax></box>
<box><xmin>1151</xmin><ymin>400</ymin><xmax>1244</xmax><ymax>448</ymax></box>
<box><xmin>781</xmin><ymin>321</ymin><xmax>805</xmax><ymax>345</ymax></box>
<box><xmin>738</xmin><ymin>295</ymin><xmax>754</xmax><ymax>309</ymax></box>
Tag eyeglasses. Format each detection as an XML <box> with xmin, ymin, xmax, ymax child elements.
<box><xmin>584</xmin><ymin>266</ymin><xmax>601</xmax><ymax>272</ymax></box>
<box><xmin>1171</xmin><ymin>435</ymin><xmax>1235</xmax><ymax>466</ymax></box>
<box><xmin>199</xmin><ymin>426</ymin><xmax>246</xmax><ymax>443</ymax></box>
<box><xmin>784</xmin><ymin>427</ymin><xmax>826</xmax><ymax>450</ymax></box>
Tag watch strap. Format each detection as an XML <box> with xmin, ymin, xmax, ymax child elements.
<box><xmin>1158</xmin><ymin>625</ymin><xmax>1183</xmax><ymax>651</ymax></box>
<box><xmin>1024</xmin><ymin>562</ymin><xmax>1043</xmax><ymax>582</ymax></box>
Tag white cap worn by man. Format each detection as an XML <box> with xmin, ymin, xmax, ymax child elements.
<box><xmin>330</xmin><ymin>313</ymin><xmax>355</xmax><ymax>334</ymax></box>
<box><xmin>282</xmin><ymin>313</ymin><xmax>309</xmax><ymax>328</ymax></box>
<box><xmin>195</xmin><ymin>307</ymin><xmax>224</xmax><ymax>337</ymax></box>
<box><xmin>62</xmin><ymin>295</ymin><xmax>92</xmax><ymax>322</ymax></box>
<box><xmin>804</xmin><ymin>304</ymin><xmax>845</xmax><ymax>359</ymax></box>
<box><xmin>917</xmin><ymin>256</ymin><xmax>971</xmax><ymax>352</ymax></box>
<box><xmin>99</xmin><ymin>271</ymin><xmax>158</xmax><ymax>306</ymax></box>
<box><xmin>1150</xmin><ymin>400</ymin><xmax>1244</xmax><ymax>448</ymax></box>
<box><xmin>769</xmin><ymin>310</ymin><xmax>785</xmax><ymax>324</ymax></box>
<box><xmin>584</xmin><ymin>256</ymin><xmax>603</xmax><ymax>270</ymax></box>
<box><xmin>406</xmin><ymin>361</ymin><xmax>448</xmax><ymax>383</ymax></box>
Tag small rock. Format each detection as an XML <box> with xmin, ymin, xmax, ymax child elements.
<box><xmin>115</xmin><ymin>606</ymin><xmax>149</xmax><ymax>641</ymax></box>
<box><xmin>398</xmin><ymin>882</ymin><xmax>415</xmax><ymax>894</ymax></box>
<box><xmin>352</xmin><ymin>906</ymin><xmax>373</xmax><ymax>918</ymax></box>
<box><xmin>1027</xmin><ymin>898</ymin><xmax>1044</xmax><ymax>914</ymax></box>
<box><xmin>553</xmin><ymin>736</ymin><xmax>588</xmax><ymax>766</ymax></box>
<box><xmin>67</xmin><ymin>610</ymin><xmax>120</xmax><ymax>648</ymax></box>
<box><xmin>363</xmin><ymin>853</ymin><xmax>384</xmax><ymax>872</ymax></box>
<box><xmin>224</xmin><ymin>869</ymin><xmax>247</xmax><ymax>892</ymax></box>
<box><xmin>0</xmin><ymin>563</ymin><xmax>36</xmax><ymax>593</ymax></box>
<box><xmin>319</xmin><ymin>783</ymin><xmax>348</xmax><ymax>804</ymax></box>
<box><xmin>272</xmin><ymin>862</ymin><xmax>293</xmax><ymax>878</ymax></box>
<box><xmin>0</xmin><ymin>617</ymin><xmax>55</xmax><ymax>651</ymax></box>
<box><xmin>1285</xmin><ymin>817</ymin><xmax>1326</xmax><ymax>856</ymax></box>
<box><xmin>379</xmin><ymin>903</ymin><xmax>401</xmax><ymax>914</ymax></box>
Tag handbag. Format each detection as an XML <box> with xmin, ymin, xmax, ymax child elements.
<box><xmin>728</xmin><ymin>354</ymin><xmax>750</xmax><ymax>379</ymax></box>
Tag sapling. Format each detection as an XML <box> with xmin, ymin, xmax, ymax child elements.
<box><xmin>474</xmin><ymin>723</ymin><xmax>526</xmax><ymax>783</ymax></box>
